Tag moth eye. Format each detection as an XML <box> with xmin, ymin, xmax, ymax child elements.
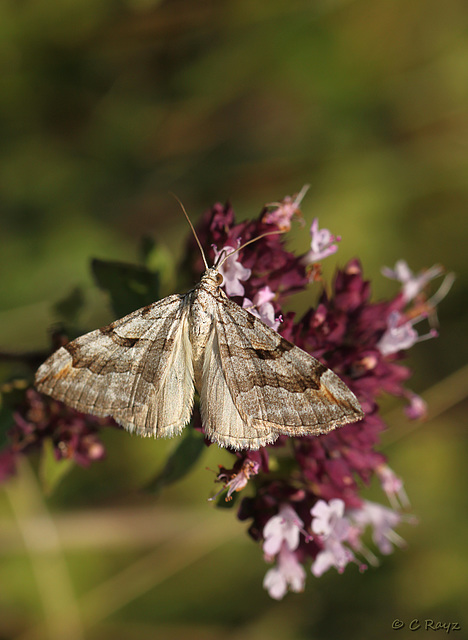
<box><xmin>216</xmin><ymin>273</ymin><xmax>224</xmax><ymax>285</ymax></box>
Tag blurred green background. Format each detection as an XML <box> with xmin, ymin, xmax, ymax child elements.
<box><xmin>1</xmin><ymin>1</ymin><xmax>467</xmax><ymax>639</ymax></box>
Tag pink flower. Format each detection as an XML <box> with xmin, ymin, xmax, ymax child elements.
<box><xmin>348</xmin><ymin>500</ymin><xmax>405</xmax><ymax>555</ymax></box>
<box><xmin>376</xmin><ymin>464</ymin><xmax>410</xmax><ymax>510</ymax></box>
<box><xmin>303</xmin><ymin>218</ymin><xmax>341</xmax><ymax>263</ymax></box>
<box><xmin>263</xmin><ymin>504</ymin><xmax>304</xmax><ymax>556</ymax></box>
<box><xmin>310</xmin><ymin>499</ymin><xmax>356</xmax><ymax>576</ymax></box>
<box><xmin>377</xmin><ymin>311</ymin><xmax>438</xmax><ymax>356</ymax></box>
<box><xmin>263</xmin><ymin>542</ymin><xmax>306</xmax><ymax>599</ymax></box>
<box><xmin>404</xmin><ymin>392</ymin><xmax>428</xmax><ymax>420</ymax></box>
<box><xmin>263</xmin><ymin>185</ymin><xmax>309</xmax><ymax>231</ymax></box>
<box><xmin>311</xmin><ymin>538</ymin><xmax>356</xmax><ymax>577</ymax></box>
<box><xmin>311</xmin><ymin>498</ymin><xmax>347</xmax><ymax>536</ymax></box>
<box><xmin>213</xmin><ymin>243</ymin><xmax>251</xmax><ymax>297</ymax></box>
<box><xmin>310</xmin><ymin>497</ymin><xmax>411</xmax><ymax>576</ymax></box>
<box><xmin>243</xmin><ymin>286</ymin><xmax>281</xmax><ymax>331</ymax></box>
<box><xmin>381</xmin><ymin>260</ymin><xmax>444</xmax><ymax>303</ymax></box>
<box><xmin>209</xmin><ymin>459</ymin><xmax>260</xmax><ymax>502</ymax></box>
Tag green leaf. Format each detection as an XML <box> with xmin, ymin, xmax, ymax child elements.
<box><xmin>140</xmin><ymin>237</ymin><xmax>175</xmax><ymax>293</ymax></box>
<box><xmin>52</xmin><ymin>286</ymin><xmax>85</xmax><ymax>324</ymax></box>
<box><xmin>91</xmin><ymin>258</ymin><xmax>160</xmax><ymax>318</ymax></box>
<box><xmin>39</xmin><ymin>439</ymin><xmax>74</xmax><ymax>496</ymax></box>
<box><xmin>145</xmin><ymin>428</ymin><xmax>206</xmax><ymax>494</ymax></box>
<box><xmin>139</xmin><ymin>234</ymin><xmax>157</xmax><ymax>264</ymax></box>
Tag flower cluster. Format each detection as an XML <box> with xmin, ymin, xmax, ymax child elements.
<box><xmin>0</xmin><ymin>188</ymin><xmax>452</xmax><ymax>599</ymax></box>
<box><xmin>186</xmin><ymin>189</ymin><xmax>452</xmax><ymax>599</ymax></box>
<box><xmin>0</xmin><ymin>387</ymin><xmax>112</xmax><ymax>480</ymax></box>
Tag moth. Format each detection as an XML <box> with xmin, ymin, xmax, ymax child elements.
<box><xmin>35</xmin><ymin>205</ymin><xmax>364</xmax><ymax>450</ymax></box>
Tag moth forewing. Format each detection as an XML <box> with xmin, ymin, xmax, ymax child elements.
<box><xmin>35</xmin><ymin>294</ymin><xmax>195</xmax><ymax>438</ymax></box>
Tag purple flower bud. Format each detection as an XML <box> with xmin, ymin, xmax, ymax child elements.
<box><xmin>2</xmin><ymin>388</ymin><xmax>112</xmax><ymax>478</ymax></box>
<box><xmin>0</xmin><ymin>448</ymin><xmax>17</xmax><ymax>482</ymax></box>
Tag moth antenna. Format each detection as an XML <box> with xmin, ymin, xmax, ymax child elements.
<box><xmin>213</xmin><ymin>247</ymin><xmax>228</xmax><ymax>268</ymax></box>
<box><xmin>217</xmin><ymin>229</ymin><xmax>284</xmax><ymax>270</ymax></box>
<box><xmin>171</xmin><ymin>192</ymin><xmax>209</xmax><ymax>271</ymax></box>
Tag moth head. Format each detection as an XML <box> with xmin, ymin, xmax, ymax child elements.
<box><xmin>200</xmin><ymin>267</ymin><xmax>224</xmax><ymax>291</ymax></box>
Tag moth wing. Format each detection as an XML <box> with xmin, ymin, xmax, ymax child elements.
<box><xmin>35</xmin><ymin>294</ymin><xmax>194</xmax><ymax>438</ymax></box>
<box><xmin>199</xmin><ymin>325</ymin><xmax>279</xmax><ymax>451</ymax></box>
<box><xmin>213</xmin><ymin>296</ymin><xmax>363</xmax><ymax>438</ymax></box>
